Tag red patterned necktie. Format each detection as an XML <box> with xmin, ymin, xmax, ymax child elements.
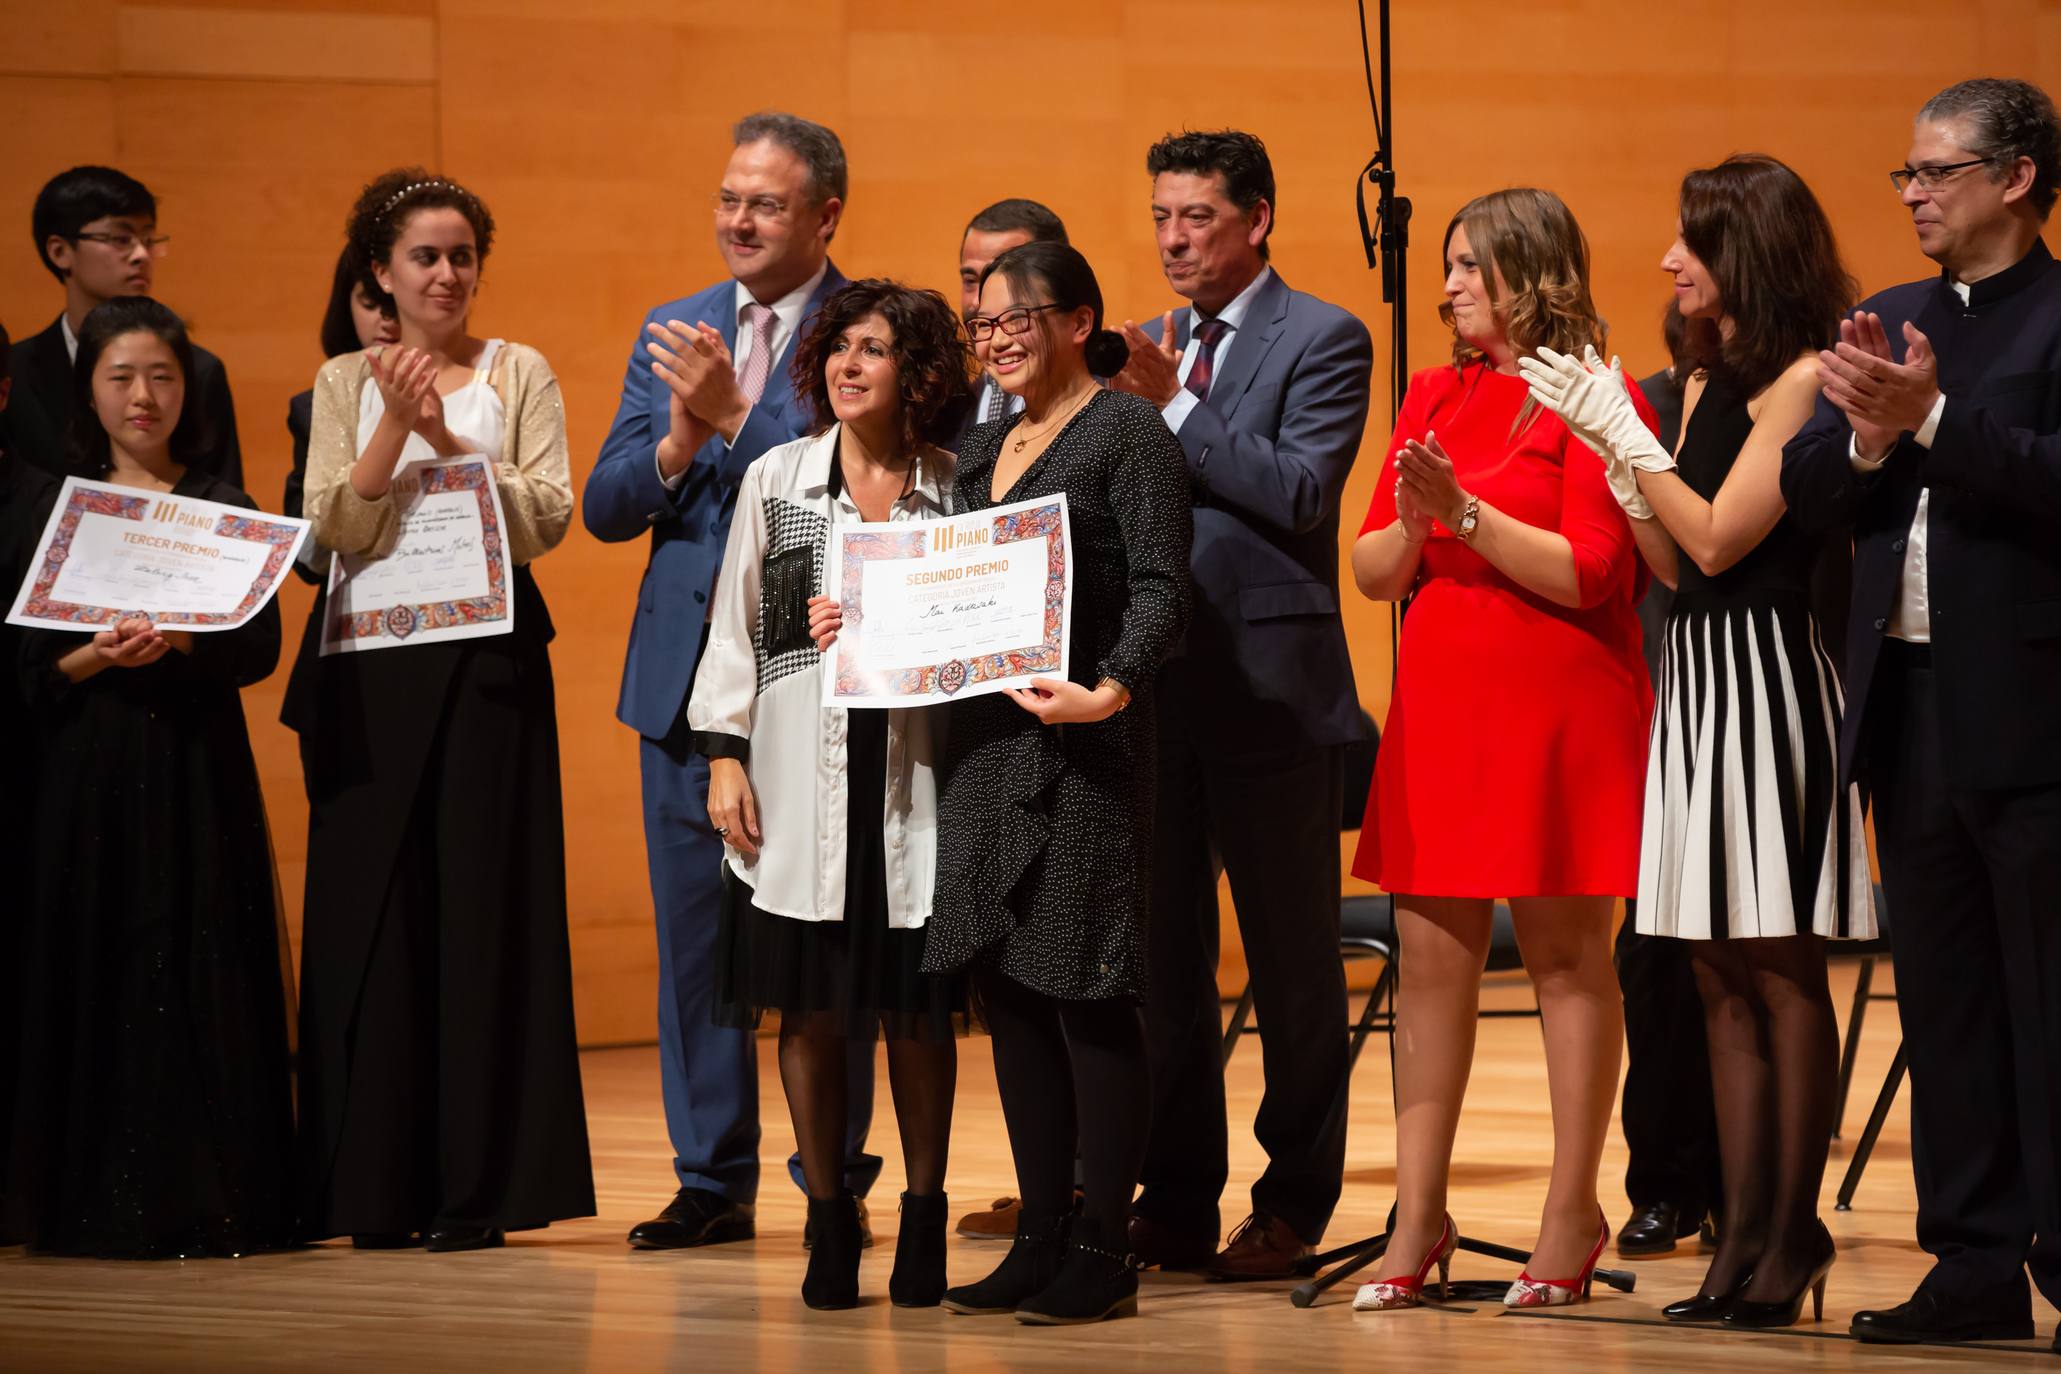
<box><xmin>737</xmin><ymin>301</ymin><xmax>777</xmax><ymax>403</ymax></box>
<box><xmin>1184</xmin><ymin>317</ymin><xmax>1231</xmax><ymax>402</ymax></box>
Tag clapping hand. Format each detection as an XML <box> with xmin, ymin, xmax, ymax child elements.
<box><xmin>1109</xmin><ymin>313</ymin><xmax>1183</xmax><ymax>404</ymax></box>
<box><xmin>369</xmin><ymin>344</ymin><xmax>436</xmax><ymax>423</ymax></box>
<box><xmin>1394</xmin><ymin>469</ymin><xmax>1433</xmax><ymax>544</ymax></box>
<box><xmin>647</xmin><ymin>320</ymin><xmax>749</xmax><ymax>472</ymax></box>
<box><xmin>1518</xmin><ymin>346</ymin><xmax>1663</xmax><ymax>518</ymax></box>
<box><xmin>92</xmin><ymin>616</ymin><xmax>171</xmax><ymax>670</ymax></box>
<box><xmin>1816</xmin><ymin>313</ymin><xmax>1939</xmax><ymax>461</ymax></box>
<box><xmin>1395</xmin><ymin>433</ymin><xmax>1469</xmax><ymax>531</ymax></box>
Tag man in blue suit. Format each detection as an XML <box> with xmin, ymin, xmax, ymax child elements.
<box><xmin>585</xmin><ymin>111</ymin><xmax>877</xmax><ymax>1249</ymax></box>
<box><xmin>1111</xmin><ymin>128</ymin><xmax>1373</xmax><ymax>1281</ymax></box>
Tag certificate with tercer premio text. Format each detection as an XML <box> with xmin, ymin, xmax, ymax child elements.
<box><xmin>821</xmin><ymin>493</ymin><xmax>1072</xmax><ymax>707</ymax></box>
<box><xmin>7</xmin><ymin>477</ymin><xmax>309</xmax><ymax>633</ymax></box>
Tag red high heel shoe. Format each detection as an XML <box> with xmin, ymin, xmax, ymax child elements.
<box><xmin>1504</xmin><ymin>1210</ymin><xmax>1609</xmax><ymax>1309</ymax></box>
<box><xmin>1353</xmin><ymin>1215</ymin><xmax>1458</xmax><ymax>1312</ymax></box>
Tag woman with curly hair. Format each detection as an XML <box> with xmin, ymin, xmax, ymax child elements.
<box><xmin>687</xmin><ymin>278</ymin><xmax>973</xmax><ymax>1310</ymax></box>
<box><xmin>1347</xmin><ymin>188</ymin><xmax>1657</xmax><ymax>1312</ymax></box>
<box><xmin>292</xmin><ymin>167</ymin><xmax>590</xmax><ymax>1253</ymax></box>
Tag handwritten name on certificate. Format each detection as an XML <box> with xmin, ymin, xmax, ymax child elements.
<box><xmin>822</xmin><ymin>493</ymin><xmax>1071</xmax><ymax>707</ymax></box>
<box><xmin>8</xmin><ymin>478</ymin><xmax>309</xmax><ymax>632</ymax></box>
<box><xmin>320</xmin><ymin>454</ymin><xmax>514</xmax><ymax>656</ymax></box>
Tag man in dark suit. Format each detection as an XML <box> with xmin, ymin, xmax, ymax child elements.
<box><xmin>3</xmin><ymin>166</ymin><xmax>241</xmax><ymax>487</ymax></box>
<box><xmin>948</xmin><ymin>199</ymin><xmax>1067</xmax><ymax>447</ymax></box>
<box><xmin>1111</xmin><ymin>128</ymin><xmax>1373</xmax><ymax>1279</ymax></box>
<box><xmin>1782</xmin><ymin>77</ymin><xmax>2061</xmax><ymax>1351</ymax></box>
<box><xmin>584</xmin><ymin>112</ymin><xmax>874</xmax><ymax>1250</ymax></box>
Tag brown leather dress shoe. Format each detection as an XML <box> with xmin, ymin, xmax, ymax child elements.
<box><xmin>957</xmin><ymin>1196</ymin><xmax>1023</xmax><ymax>1240</ymax></box>
<box><xmin>1127</xmin><ymin>1213</ymin><xmax>1218</xmax><ymax>1271</ymax></box>
<box><xmin>1207</xmin><ymin>1212</ymin><xmax>1312</xmax><ymax>1281</ymax></box>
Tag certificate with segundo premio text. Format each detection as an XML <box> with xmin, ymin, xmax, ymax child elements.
<box><xmin>320</xmin><ymin>454</ymin><xmax>514</xmax><ymax>655</ymax></box>
<box><xmin>821</xmin><ymin>492</ymin><xmax>1072</xmax><ymax>707</ymax></box>
<box><xmin>7</xmin><ymin>477</ymin><xmax>309</xmax><ymax>633</ymax></box>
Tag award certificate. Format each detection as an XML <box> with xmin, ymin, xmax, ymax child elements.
<box><xmin>320</xmin><ymin>454</ymin><xmax>514</xmax><ymax>655</ymax></box>
<box><xmin>7</xmin><ymin>477</ymin><xmax>308</xmax><ymax>633</ymax></box>
<box><xmin>822</xmin><ymin>493</ymin><xmax>1071</xmax><ymax>707</ymax></box>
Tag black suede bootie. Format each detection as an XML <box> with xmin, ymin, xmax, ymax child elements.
<box><xmin>940</xmin><ymin>1206</ymin><xmax>1069</xmax><ymax>1314</ymax></box>
<box><xmin>889</xmin><ymin>1192</ymin><xmax>950</xmax><ymax>1307</ymax></box>
<box><xmin>801</xmin><ymin>1194</ymin><xmax>864</xmax><ymax>1310</ymax></box>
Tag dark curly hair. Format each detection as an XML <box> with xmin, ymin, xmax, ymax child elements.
<box><xmin>1674</xmin><ymin>155</ymin><xmax>1856</xmax><ymax>397</ymax></box>
<box><xmin>1146</xmin><ymin>129</ymin><xmax>1276</xmax><ymax>260</ymax></box>
<box><xmin>791</xmin><ymin>279</ymin><xmax>975</xmax><ymax>452</ymax></box>
<box><xmin>345</xmin><ymin>167</ymin><xmax>495</xmax><ymax>298</ymax></box>
<box><xmin>67</xmin><ymin>297</ymin><xmax>210</xmax><ymax>473</ymax></box>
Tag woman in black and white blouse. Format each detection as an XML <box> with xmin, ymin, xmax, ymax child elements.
<box><xmin>689</xmin><ymin>279</ymin><xmax>974</xmax><ymax>1312</ymax></box>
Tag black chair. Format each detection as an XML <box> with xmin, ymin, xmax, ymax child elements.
<box><xmin>1829</xmin><ymin>883</ymin><xmax>1900</xmax><ymax>1210</ymax></box>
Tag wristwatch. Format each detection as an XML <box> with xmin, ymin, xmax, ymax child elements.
<box><xmin>1455</xmin><ymin>493</ymin><xmax>1482</xmax><ymax>542</ymax></box>
<box><xmin>1096</xmin><ymin>678</ymin><xmax>1132</xmax><ymax>713</ymax></box>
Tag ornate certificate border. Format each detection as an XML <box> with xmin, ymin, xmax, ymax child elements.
<box><xmin>323</xmin><ymin>460</ymin><xmax>510</xmax><ymax>648</ymax></box>
<box><xmin>828</xmin><ymin>495</ymin><xmax>1068</xmax><ymax>701</ymax></box>
<box><xmin>14</xmin><ymin>480</ymin><xmax>305</xmax><ymax>629</ymax></box>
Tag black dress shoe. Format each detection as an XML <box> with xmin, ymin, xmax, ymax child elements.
<box><xmin>626</xmin><ymin>1187</ymin><xmax>756</xmax><ymax>1250</ymax></box>
<box><xmin>1850</xmin><ymin>1289</ymin><xmax>2035</xmax><ymax>1344</ymax></box>
<box><xmin>1661</xmin><ymin>1272</ymin><xmax>1750</xmax><ymax>1322</ymax></box>
<box><xmin>350</xmin><ymin>1232</ymin><xmax>423</xmax><ymax>1250</ymax></box>
<box><xmin>1616</xmin><ymin>1202</ymin><xmax>1712</xmax><ymax>1258</ymax></box>
<box><xmin>1126</xmin><ymin>1213</ymin><xmax>1217</xmax><ymax>1271</ymax></box>
<box><xmin>424</xmin><ymin>1226</ymin><xmax>503</xmax><ymax>1253</ymax></box>
<box><xmin>1723</xmin><ymin>1223</ymin><xmax>1834</xmax><ymax>1329</ymax></box>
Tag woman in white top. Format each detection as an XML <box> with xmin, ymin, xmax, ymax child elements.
<box><xmin>689</xmin><ymin>279</ymin><xmax>974</xmax><ymax>1311</ymax></box>
<box><xmin>293</xmin><ymin>168</ymin><xmax>591</xmax><ymax>1255</ymax></box>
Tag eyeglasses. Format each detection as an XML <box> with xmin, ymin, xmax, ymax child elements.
<box><xmin>964</xmin><ymin>303</ymin><xmax>1063</xmax><ymax>342</ymax></box>
<box><xmin>711</xmin><ymin>191</ymin><xmax>790</xmax><ymax>221</ymax></box>
<box><xmin>1888</xmin><ymin>158</ymin><xmax>1994</xmax><ymax>193</ymax></box>
<box><xmin>71</xmin><ymin>231</ymin><xmax>170</xmax><ymax>257</ymax></box>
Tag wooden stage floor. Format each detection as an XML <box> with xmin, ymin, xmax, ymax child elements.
<box><xmin>3</xmin><ymin>966</ymin><xmax>2054</xmax><ymax>1371</ymax></box>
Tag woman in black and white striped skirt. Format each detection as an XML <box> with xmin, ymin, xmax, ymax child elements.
<box><xmin>1522</xmin><ymin>154</ymin><xmax>1877</xmax><ymax>1331</ymax></box>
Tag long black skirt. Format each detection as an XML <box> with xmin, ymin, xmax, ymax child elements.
<box><xmin>715</xmin><ymin>707</ymin><xmax>965</xmax><ymax>1042</ymax></box>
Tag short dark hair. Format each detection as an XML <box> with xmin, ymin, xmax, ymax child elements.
<box><xmin>979</xmin><ymin>242</ymin><xmax>1130</xmax><ymax>378</ymax></box>
<box><xmin>964</xmin><ymin>199</ymin><xmax>1068</xmax><ymax>245</ymax></box>
<box><xmin>1919</xmin><ymin>77</ymin><xmax>2061</xmax><ymax>220</ymax></box>
<box><xmin>317</xmin><ymin>242</ymin><xmax>388</xmax><ymax>358</ymax></box>
<box><xmin>32</xmin><ymin>166</ymin><xmax>156</xmax><ymax>283</ymax></box>
<box><xmin>733</xmin><ymin>111</ymin><xmax>848</xmax><ymax>204</ymax></box>
<box><xmin>68</xmin><ymin>297</ymin><xmax>211</xmax><ymax>472</ymax></box>
<box><xmin>791</xmin><ymin>279</ymin><xmax>975</xmax><ymax>451</ymax></box>
<box><xmin>345</xmin><ymin>167</ymin><xmax>495</xmax><ymax>280</ymax></box>
<box><xmin>1675</xmin><ymin>154</ymin><xmax>1857</xmax><ymax>396</ymax></box>
<box><xmin>1145</xmin><ymin>129</ymin><xmax>1276</xmax><ymax>260</ymax></box>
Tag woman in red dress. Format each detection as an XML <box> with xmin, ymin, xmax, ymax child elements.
<box><xmin>1347</xmin><ymin>188</ymin><xmax>1655</xmax><ymax>1313</ymax></box>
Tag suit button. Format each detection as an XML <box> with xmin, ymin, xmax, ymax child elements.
<box><xmin>1891</xmin><ymin>539</ymin><xmax>1907</xmax><ymax>553</ymax></box>
<box><xmin>694</xmin><ymin>590</ymin><xmax>706</xmax><ymax>603</ymax></box>
<box><xmin>1873</xmin><ymin>617</ymin><xmax>1888</xmax><ymax>632</ymax></box>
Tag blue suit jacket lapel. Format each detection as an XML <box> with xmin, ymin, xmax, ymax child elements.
<box><xmin>757</xmin><ymin>261</ymin><xmax>847</xmax><ymax>424</ymax></box>
<box><xmin>1200</xmin><ymin>271</ymin><xmax>1289</xmax><ymax>420</ymax></box>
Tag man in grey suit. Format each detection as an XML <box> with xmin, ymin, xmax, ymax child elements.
<box><xmin>1111</xmin><ymin>128</ymin><xmax>1374</xmax><ymax>1280</ymax></box>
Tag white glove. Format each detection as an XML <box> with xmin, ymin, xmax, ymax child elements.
<box><xmin>1517</xmin><ymin>345</ymin><xmax>1674</xmax><ymax>520</ymax></box>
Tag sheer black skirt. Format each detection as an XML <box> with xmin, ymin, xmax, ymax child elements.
<box><xmin>714</xmin><ymin>707</ymin><xmax>965</xmax><ymax>1042</ymax></box>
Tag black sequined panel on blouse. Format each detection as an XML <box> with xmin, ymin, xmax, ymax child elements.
<box><xmin>755</xmin><ymin>496</ymin><xmax>827</xmax><ymax>693</ymax></box>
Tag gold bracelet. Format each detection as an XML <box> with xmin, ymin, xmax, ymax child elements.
<box><xmin>1096</xmin><ymin>678</ymin><xmax>1132</xmax><ymax>712</ymax></box>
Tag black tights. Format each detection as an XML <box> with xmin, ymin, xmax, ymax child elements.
<box><xmin>977</xmin><ymin>967</ymin><xmax>1149</xmax><ymax>1250</ymax></box>
<box><xmin>779</xmin><ymin>1013</ymin><xmax>955</xmax><ymax>1200</ymax></box>
<box><xmin>1689</xmin><ymin>935</ymin><xmax>1839</xmax><ymax>1302</ymax></box>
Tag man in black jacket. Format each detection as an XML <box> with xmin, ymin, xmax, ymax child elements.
<box><xmin>1782</xmin><ymin>76</ymin><xmax>2061</xmax><ymax>1351</ymax></box>
<box><xmin>3</xmin><ymin>166</ymin><xmax>241</xmax><ymax>486</ymax></box>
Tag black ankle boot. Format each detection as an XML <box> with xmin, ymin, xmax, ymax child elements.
<box><xmin>890</xmin><ymin>1192</ymin><xmax>950</xmax><ymax>1307</ymax></box>
<box><xmin>940</xmin><ymin>1207</ymin><xmax>1069</xmax><ymax>1315</ymax></box>
<box><xmin>802</xmin><ymin>1194</ymin><xmax>863</xmax><ymax>1311</ymax></box>
<box><xmin>1014</xmin><ymin>1238</ymin><xmax>1141</xmax><ymax>1325</ymax></box>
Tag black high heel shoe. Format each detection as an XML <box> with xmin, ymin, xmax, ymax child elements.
<box><xmin>1661</xmin><ymin>1271</ymin><xmax>1751</xmax><ymax>1322</ymax></box>
<box><xmin>1723</xmin><ymin>1223</ymin><xmax>1835</xmax><ymax>1329</ymax></box>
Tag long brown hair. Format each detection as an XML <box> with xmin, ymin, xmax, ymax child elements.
<box><xmin>1674</xmin><ymin>155</ymin><xmax>1856</xmax><ymax>397</ymax></box>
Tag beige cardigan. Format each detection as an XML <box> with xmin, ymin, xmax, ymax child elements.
<box><xmin>303</xmin><ymin>342</ymin><xmax>574</xmax><ymax>566</ymax></box>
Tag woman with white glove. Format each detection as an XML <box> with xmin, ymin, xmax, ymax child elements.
<box><xmin>1521</xmin><ymin>155</ymin><xmax>1877</xmax><ymax>1330</ymax></box>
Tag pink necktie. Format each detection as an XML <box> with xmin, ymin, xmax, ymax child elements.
<box><xmin>737</xmin><ymin>302</ymin><xmax>777</xmax><ymax>403</ymax></box>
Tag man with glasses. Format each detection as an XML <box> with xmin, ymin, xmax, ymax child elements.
<box><xmin>1783</xmin><ymin>77</ymin><xmax>2061</xmax><ymax>1351</ymax></box>
<box><xmin>3</xmin><ymin>165</ymin><xmax>241</xmax><ymax>484</ymax></box>
<box><xmin>584</xmin><ymin>111</ymin><xmax>873</xmax><ymax>1253</ymax></box>
<box><xmin>1110</xmin><ymin>128</ymin><xmax>1373</xmax><ymax>1280</ymax></box>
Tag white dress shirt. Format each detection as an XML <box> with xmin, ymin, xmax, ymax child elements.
<box><xmin>686</xmin><ymin>424</ymin><xmax>951</xmax><ymax>927</ymax></box>
<box><xmin>1161</xmin><ymin>264</ymin><xmax>1273</xmax><ymax>433</ymax></box>
<box><xmin>1847</xmin><ymin>278</ymin><xmax>1964</xmax><ymax>642</ymax></box>
<box><xmin>657</xmin><ymin>259</ymin><xmax>830</xmax><ymax>490</ymax></box>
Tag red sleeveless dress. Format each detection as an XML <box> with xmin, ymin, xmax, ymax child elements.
<box><xmin>1354</xmin><ymin>362</ymin><xmax>1654</xmax><ymax>898</ymax></box>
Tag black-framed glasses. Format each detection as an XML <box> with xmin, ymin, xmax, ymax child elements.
<box><xmin>1889</xmin><ymin>158</ymin><xmax>1994</xmax><ymax>193</ymax></box>
<box><xmin>711</xmin><ymin>191</ymin><xmax>790</xmax><ymax>220</ymax></box>
<box><xmin>70</xmin><ymin>231</ymin><xmax>170</xmax><ymax>256</ymax></box>
<box><xmin>965</xmin><ymin>303</ymin><xmax>1062</xmax><ymax>342</ymax></box>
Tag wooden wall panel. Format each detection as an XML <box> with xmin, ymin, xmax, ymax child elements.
<box><xmin>8</xmin><ymin>0</ymin><xmax>2061</xmax><ymax>1040</ymax></box>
